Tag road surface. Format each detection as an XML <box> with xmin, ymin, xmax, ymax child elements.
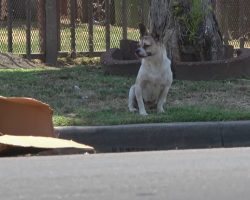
<box><xmin>1</xmin><ymin>147</ymin><xmax>250</xmax><ymax>200</ymax></box>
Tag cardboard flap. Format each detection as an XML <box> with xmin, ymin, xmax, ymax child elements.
<box><xmin>0</xmin><ymin>96</ymin><xmax>55</xmax><ymax>137</ymax></box>
<box><xmin>0</xmin><ymin>132</ymin><xmax>8</xmax><ymax>152</ymax></box>
<box><xmin>0</xmin><ymin>135</ymin><xmax>94</xmax><ymax>151</ymax></box>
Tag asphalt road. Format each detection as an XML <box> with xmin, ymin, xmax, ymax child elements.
<box><xmin>1</xmin><ymin>147</ymin><xmax>250</xmax><ymax>200</ymax></box>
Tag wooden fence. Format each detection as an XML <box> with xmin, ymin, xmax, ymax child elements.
<box><xmin>0</xmin><ymin>0</ymin><xmax>148</xmax><ymax>64</ymax></box>
<box><xmin>1</xmin><ymin>0</ymin><xmax>250</xmax><ymax>64</ymax></box>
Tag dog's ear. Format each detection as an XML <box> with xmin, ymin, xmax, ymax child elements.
<box><xmin>151</xmin><ymin>31</ymin><xmax>160</xmax><ymax>42</ymax></box>
<box><xmin>139</xmin><ymin>23</ymin><xmax>148</xmax><ymax>37</ymax></box>
<box><xmin>151</xmin><ymin>25</ymin><xmax>160</xmax><ymax>41</ymax></box>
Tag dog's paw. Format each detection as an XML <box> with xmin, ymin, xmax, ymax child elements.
<box><xmin>129</xmin><ymin>107</ymin><xmax>138</xmax><ymax>113</ymax></box>
<box><xmin>139</xmin><ymin>111</ymin><xmax>148</xmax><ymax>116</ymax></box>
<box><xmin>157</xmin><ymin>107</ymin><xmax>165</xmax><ymax>113</ymax></box>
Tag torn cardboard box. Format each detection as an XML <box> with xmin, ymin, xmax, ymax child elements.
<box><xmin>0</xmin><ymin>134</ymin><xmax>94</xmax><ymax>156</ymax></box>
<box><xmin>0</xmin><ymin>97</ymin><xmax>94</xmax><ymax>156</ymax></box>
<box><xmin>0</xmin><ymin>97</ymin><xmax>55</xmax><ymax>137</ymax></box>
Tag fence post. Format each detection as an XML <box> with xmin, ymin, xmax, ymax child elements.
<box><xmin>57</xmin><ymin>0</ymin><xmax>61</xmax><ymax>52</ymax></box>
<box><xmin>88</xmin><ymin>0</ymin><xmax>94</xmax><ymax>54</ymax></box>
<box><xmin>45</xmin><ymin>0</ymin><xmax>59</xmax><ymax>65</ymax></box>
<box><xmin>224</xmin><ymin>4</ymin><xmax>229</xmax><ymax>45</ymax></box>
<box><xmin>7</xmin><ymin>0</ymin><xmax>13</xmax><ymax>53</ymax></box>
<box><xmin>38</xmin><ymin>0</ymin><xmax>46</xmax><ymax>57</ymax></box>
<box><xmin>70</xmin><ymin>0</ymin><xmax>77</xmax><ymax>57</ymax></box>
<box><xmin>122</xmin><ymin>0</ymin><xmax>127</xmax><ymax>40</ymax></box>
<box><xmin>82</xmin><ymin>0</ymin><xmax>88</xmax><ymax>23</ymax></box>
<box><xmin>26</xmin><ymin>0</ymin><xmax>31</xmax><ymax>59</ymax></box>
<box><xmin>105</xmin><ymin>0</ymin><xmax>110</xmax><ymax>50</ymax></box>
<box><xmin>239</xmin><ymin>0</ymin><xmax>245</xmax><ymax>48</ymax></box>
<box><xmin>139</xmin><ymin>0</ymin><xmax>144</xmax><ymax>24</ymax></box>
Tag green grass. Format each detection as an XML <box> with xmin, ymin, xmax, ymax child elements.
<box><xmin>0</xmin><ymin>23</ymin><xmax>140</xmax><ymax>53</ymax></box>
<box><xmin>0</xmin><ymin>66</ymin><xmax>250</xmax><ymax>126</ymax></box>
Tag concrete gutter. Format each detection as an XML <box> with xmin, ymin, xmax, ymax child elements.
<box><xmin>56</xmin><ymin>121</ymin><xmax>250</xmax><ymax>153</ymax></box>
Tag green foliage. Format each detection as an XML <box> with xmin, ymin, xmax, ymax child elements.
<box><xmin>173</xmin><ymin>0</ymin><xmax>207</xmax><ymax>45</ymax></box>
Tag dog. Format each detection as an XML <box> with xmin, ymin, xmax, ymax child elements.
<box><xmin>128</xmin><ymin>24</ymin><xmax>173</xmax><ymax>116</ymax></box>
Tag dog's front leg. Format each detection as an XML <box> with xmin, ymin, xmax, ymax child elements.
<box><xmin>157</xmin><ymin>86</ymin><xmax>170</xmax><ymax>113</ymax></box>
<box><xmin>135</xmin><ymin>85</ymin><xmax>148</xmax><ymax>116</ymax></box>
<box><xmin>128</xmin><ymin>85</ymin><xmax>138</xmax><ymax>112</ymax></box>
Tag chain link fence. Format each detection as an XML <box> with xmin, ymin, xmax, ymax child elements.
<box><xmin>0</xmin><ymin>0</ymin><xmax>41</xmax><ymax>54</ymax></box>
<box><xmin>0</xmin><ymin>0</ymin><xmax>148</xmax><ymax>57</ymax></box>
<box><xmin>58</xmin><ymin>0</ymin><xmax>149</xmax><ymax>53</ymax></box>
<box><xmin>215</xmin><ymin>0</ymin><xmax>250</xmax><ymax>48</ymax></box>
<box><xmin>0</xmin><ymin>0</ymin><xmax>249</xmax><ymax>57</ymax></box>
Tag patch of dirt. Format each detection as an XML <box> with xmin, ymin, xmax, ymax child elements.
<box><xmin>0</xmin><ymin>53</ymin><xmax>45</xmax><ymax>68</ymax></box>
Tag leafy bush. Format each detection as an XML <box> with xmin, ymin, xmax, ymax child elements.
<box><xmin>173</xmin><ymin>0</ymin><xmax>207</xmax><ymax>45</ymax></box>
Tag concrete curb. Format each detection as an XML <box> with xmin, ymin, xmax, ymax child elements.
<box><xmin>56</xmin><ymin>121</ymin><xmax>250</xmax><ymax>153</ymax></box>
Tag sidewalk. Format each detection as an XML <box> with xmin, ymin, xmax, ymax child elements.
<box><xmin>56</xmin><ymin>121</ymin><xmax>250</xmax><ymax>153</ymax></box>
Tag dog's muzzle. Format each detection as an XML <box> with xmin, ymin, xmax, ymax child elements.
<box><xmin>135</xmin><ymin>48</ymin><xmax>152</xmax><ymax>58</ymax></box>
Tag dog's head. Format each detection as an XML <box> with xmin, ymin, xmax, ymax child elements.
<box><xmin>135</xmin><ymin>23</ymin><xmax>160</xmax><ymax>59</ymax></box>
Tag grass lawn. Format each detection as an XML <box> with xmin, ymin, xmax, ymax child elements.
<box><xmin>0</xmin><ymin>65</ymin><xmax>250</xmax><ymax>126</ymax></box>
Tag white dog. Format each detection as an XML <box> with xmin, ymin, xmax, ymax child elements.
<box><xmin>128</xmin><ymin>24</ymin><xmax>173</xmax><ymax>116</ymax></box>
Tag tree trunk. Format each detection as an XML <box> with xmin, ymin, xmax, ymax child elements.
<box><xmin>148</xmin><ymin>0</ymin><xmax>180</xmax><ymax>60</ymax></box>
<box><xmin>148</xmin><ymin>0</ymin><xmax>173</xmax><ymax>41</ymax></box>
<box><xmin>203</xmin><ymin>0</ymin><xmax>224</xmax><ymax>60</ymax></box>
<box><xmin>149</xmin><ymin>0</ymin><xmax>225</xmax><ymax>61</ymax></box>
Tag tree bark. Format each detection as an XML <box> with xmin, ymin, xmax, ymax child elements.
<box><xmin>148</xmin><ymin>0</ymin><xmax>179</xmax><ymax>60</ymax></box>
<box><xmin>149</xmin><ymin>0</ymin><xmax>225</xmax><ymax>61</ymax></box>
<box><xmin>148</xmin><ymin>0</ymin><xmax>173</xmax><ymax>42</ymax></box>
<box><xmin>204</xmin><ymin>0</ymin><xmax>224</xmax><ymax>60</ymax></box>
